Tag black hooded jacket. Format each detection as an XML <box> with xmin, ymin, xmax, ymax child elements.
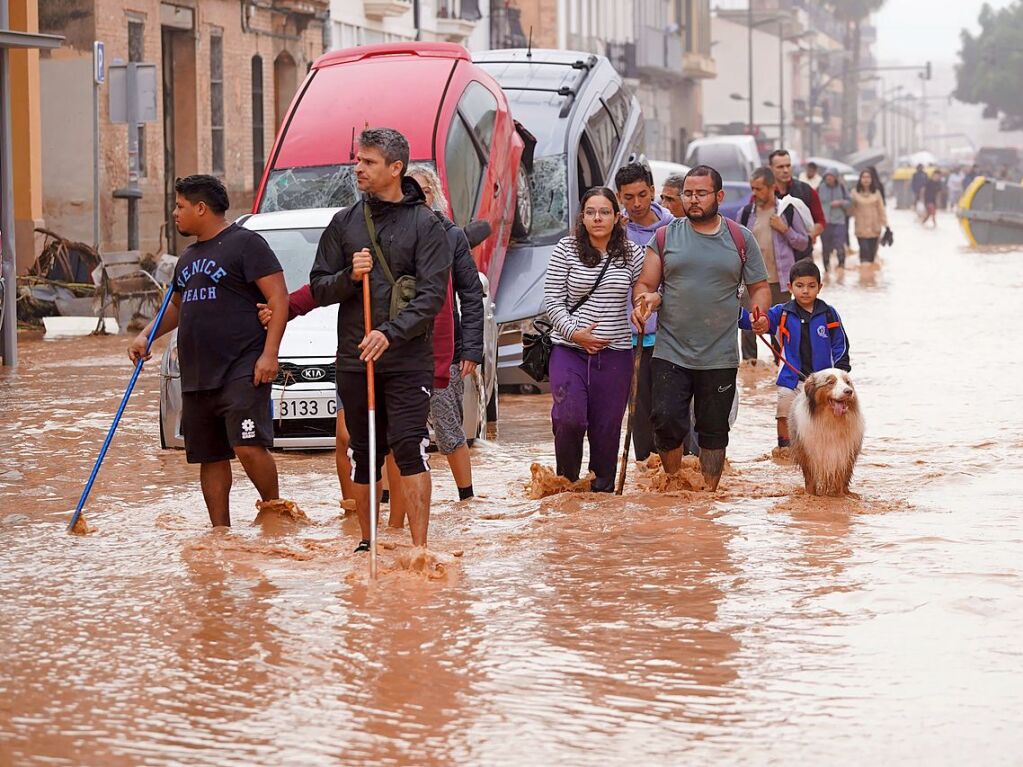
<box><xmin>309</xmin><ymin>177</ymin><xmax>451</xmax><ymax>374</ymax></box>
<box><xmin>435</xmin><ymin>212</ymin><xmax>485</xmax><ymax>365</ymax></box>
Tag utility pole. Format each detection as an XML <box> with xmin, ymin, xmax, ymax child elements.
<box><xmin>747</xmin><ymin>0</ymin><xmax>754</xmax><ymax>134</ymax></box>
<box><xmin>778</xmin><ymin>19</ymin><xmax>785</xmax><ymax>147</ymax></box>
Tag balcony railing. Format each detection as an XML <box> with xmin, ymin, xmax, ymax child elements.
<box><xmin>636</xmin><ymin>24</ymin><xmax>683</xmax><ymax>76</ymax></box>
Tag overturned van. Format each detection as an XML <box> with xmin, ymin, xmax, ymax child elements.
<box><xmin>473</xmin><ymin>49</ymin><xmax>644</xmax><ymax>387</ymax></box>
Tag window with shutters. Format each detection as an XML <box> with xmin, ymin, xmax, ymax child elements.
<box><xmin>210</xmin><ymin>30</ymin><xmax>225</xmax><ymax>175</ymax></box>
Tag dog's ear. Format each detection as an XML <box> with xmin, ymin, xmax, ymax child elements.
<box><xmin>803</xmin><ymin>373</ymin><xmax>817</xmax><ymax>414</ymax></box>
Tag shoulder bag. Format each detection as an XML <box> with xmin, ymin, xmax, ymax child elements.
<box><xmin>519</xmin><ymin>253</ymin><xmax>614</xmax><ymax>383</ymax></box>
<box><xmin>363</xmin><ymin>203</ymin><xmax>417</xmax><ymax>320</ymax></box>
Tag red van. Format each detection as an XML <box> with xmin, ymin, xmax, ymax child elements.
<box><xmin>254</xmin><ymin>42</ymin><xmax>530</xmax><ymax>295</ymax></box>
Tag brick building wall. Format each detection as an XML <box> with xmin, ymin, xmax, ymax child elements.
<box><xmin>40</xmin><ymin>0</ymin><xmax>326</xmax><ymax>257</ymax></box>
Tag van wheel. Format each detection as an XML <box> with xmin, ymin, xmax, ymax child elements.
<box><xmin>511</xmin><ymin>161</ymin><xmax>532</xmax><ymax>239</ymax></box>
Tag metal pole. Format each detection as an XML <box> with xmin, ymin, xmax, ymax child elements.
<box><xmin>778</xmin><ymin>20</ymin><xmax>784</xmax><ymax>148</ymax></box>
<box><xmin>747</xmin><ymin>0</ymin><xmax>753</xmax><ymax>134</ymax></box>
<box><xmin>126</xmin><ymin>62</ymin><xmax>140</xmax><ymax>250</ymax></box>
<box><xmin>807</xmin><ymin>44</ymin><xmax>815</xmax><ymax>156</ymax></box>
<box><xmin>92</xmin><ymin>52</ymin><xmax>100</xmax><ymax>251</ymax></box>
<box><xmin>0</xmin><ymin>0</ymin><xmax>18</xmax><ymax>367</ymax></box>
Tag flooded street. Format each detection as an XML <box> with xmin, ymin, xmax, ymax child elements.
<box><xmin>2</xmin><ymin>209</ymin><xmax>1022</xmax><ymax>765</ymax></box>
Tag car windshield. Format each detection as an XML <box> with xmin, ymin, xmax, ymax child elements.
<box><xmin>687</xmin><ymin>144</ymin><xmax>748</xmax><ymax>181</ymax></box>
<box><xmin>254</xmin><ymin>228</ymin><xmax>324</xmax><ymax>291</ymax></box>
<box><xmin>527</xmin><ymin>154</ymin><xmax>570</xmax><ymax>244</ymax></box>
<box><xmin>722</xmin><ymin>184</ymin><xmax>749</xmax><ymax>204</ymax></box>
<box><xmin>259</xmin><ymin>162</ymin><xmax>437</xmax><ymax>213</ymax></box>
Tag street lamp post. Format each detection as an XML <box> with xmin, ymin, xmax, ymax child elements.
<box><xmin>747</xmin><ymin>0</ymin><xmax>754</xmax><ymax>134</ymax></box>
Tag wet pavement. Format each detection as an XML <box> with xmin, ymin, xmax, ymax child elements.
<box><xmin>2</xmin><ymin>209</ymin><xmax>1022</xmax><ymax>765</ymax></box>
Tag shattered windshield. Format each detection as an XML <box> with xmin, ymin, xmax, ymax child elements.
<box><xmin>527</xmin><ymin>154</ymin><xmax>570</xmax><ymax>244</ymax></box>
<box><xmin>260</xmin><ymin>164</ymin><xmax>359</xmax><ymax>213</ymax></box>
<box><xmin>259</xmin><ymin>161</ymin><xmax>439</xmax><ymax>213</ymax></box>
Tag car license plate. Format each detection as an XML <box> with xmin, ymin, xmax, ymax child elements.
<box><xmin>273</xmin><ymin>396</ymin><xmax>337</xmax><ymax>420</ymax></box>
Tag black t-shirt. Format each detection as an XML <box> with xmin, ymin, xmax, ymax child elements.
<box><xmin>172</xmin><ymin>223</ymin><xmax>282</xmax><ymax>392</ymax></box>
<box><xmin>924</xmin><ymin>179</ymin><xmax>942</xmax><ymax>204</ymax></box>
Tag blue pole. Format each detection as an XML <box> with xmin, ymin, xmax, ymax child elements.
<box><xmin>67</xmin><ymin>288</ymin><xmax>175</xmax><ymax>532</ymax></box>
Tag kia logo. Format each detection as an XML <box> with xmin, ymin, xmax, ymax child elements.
<box><xmin>302</xmin><ymin>367</ymin><xmax>326</xmax><ymax>381</ymax></box>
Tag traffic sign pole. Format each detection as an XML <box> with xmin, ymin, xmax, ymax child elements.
<box><xmin>92</xmin><ymin>41</ymin><xmax>104</xmax><ymax>251</ymax></box>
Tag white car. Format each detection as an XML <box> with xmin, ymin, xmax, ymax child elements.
<box><xmin>159</xmin><ymin>207</ymin><xmax>498</xmax><ymax>450</ymax></box>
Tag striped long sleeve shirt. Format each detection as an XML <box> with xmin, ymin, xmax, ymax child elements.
<box><xmin>543</xmin><ymin>236</ymin><xmax>645</xmax><ymax>351</ymax></box>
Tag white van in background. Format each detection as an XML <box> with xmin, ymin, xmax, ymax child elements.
<box><xmin>684</xmin><ymin>135</ymin><xmax>760</xmax><ymax>182</ymax></box>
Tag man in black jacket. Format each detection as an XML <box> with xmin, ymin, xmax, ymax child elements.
<box><xmin>310</xmin><ymin>128</ymin><xmax>451</xmax><ymax>551</ymax></box>
<box><xmin>408</xmin><ymin>164</ymin><xmax>484</xmax><ymax>503</ymax></box>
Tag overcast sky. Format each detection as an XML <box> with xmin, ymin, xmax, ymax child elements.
<box><xmin>873</xmin><ymin>0</ymin><xmax>1016</xmax><ymax>65</ymax></box>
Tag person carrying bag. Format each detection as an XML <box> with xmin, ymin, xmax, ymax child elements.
<box><xmin>539</xmin><ymin>186</ymin><xmax>645</xmax><ymax>493</ymax></box>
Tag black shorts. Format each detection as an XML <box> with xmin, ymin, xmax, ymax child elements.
<box><xmin>338</xmin><ymin>369</ymin><xmax>432</xmax><ymax>484</ymax></box>
<box><xmin>650</xmin><ymin>359</ymin><xmax>736</xmax><ymax>452</ymax></box>
<box><xmin>181</xmin><ymin>378</ymin><xmax>273</xmax><ymax>464</ymax></box>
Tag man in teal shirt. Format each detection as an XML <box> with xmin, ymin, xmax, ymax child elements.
<box><xmin>632</xmin><ymin>165</ymin><xmax>772</xmax><ymax>490</ymax></box>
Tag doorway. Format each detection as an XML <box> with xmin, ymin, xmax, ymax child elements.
<box><xmin>161</xmin><ymin>6</ymin><xmax>197</xmax><ymax>254</ymax></box>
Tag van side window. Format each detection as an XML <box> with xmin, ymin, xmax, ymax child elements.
<box><xmin>445</xmin><ymin>82</ymin><xmax>498</xmax><ymax>226</ymax></box>
<box><xmin>446</xmin><ymin>115</ymin><xmax>485</xmax><ymax>227</ymax></box>
<box><xmin>458</xmin><ymin>81</ymin><xmax>498</xmax><ymax>151</ymax></box>
<box><xmin>585</xmin><ymin>105</ymin><xmax>617</xmax><ymax>180</ymax></box>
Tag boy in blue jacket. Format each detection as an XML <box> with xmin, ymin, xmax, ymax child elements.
<box><xmin>739</xmin><ymin>259</ymin><xmax>851</xmax><ymax>448</ymax></box>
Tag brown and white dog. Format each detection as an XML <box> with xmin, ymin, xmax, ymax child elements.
<box><xmin>789</xmin><ymin>368</ymin><xmax>865</xmax><ymax>496</ymax></box>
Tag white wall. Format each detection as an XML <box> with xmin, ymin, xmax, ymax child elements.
<box><xmin>40</xmin><ymin>57</ymin><xmax>96</xmax><ymax>245</ymax></box>
<box><xmin>703</xmin><ymin>16</ymin><xmax>801</xmax><ymax>152</ymax></box>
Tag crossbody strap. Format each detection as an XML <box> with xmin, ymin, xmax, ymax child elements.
<box><xmin>362</xmin><ymin>203</ymin><xmax>396</xmax><ymax>286</ymax></box>
<box><xmin>569</xmin><ymin>253</ymin><xmax>613</xmax><ymax>313</ymax></box>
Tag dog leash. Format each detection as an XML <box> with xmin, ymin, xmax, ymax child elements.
<box><xmin>752</xmin><ymin>307</ymin><xmax>807</xmax><ymax>382</ymax></box>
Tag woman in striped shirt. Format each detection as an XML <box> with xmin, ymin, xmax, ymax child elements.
<box><xmin>543</xmin><ymin>186</ymin><xmax>645</xmax><ymax>492</ymax></box>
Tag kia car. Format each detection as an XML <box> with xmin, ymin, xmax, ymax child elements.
<box><xmin>159</xmin><ymin>208</ymin><xmax>498</xmax><ymax>451</ymax></box>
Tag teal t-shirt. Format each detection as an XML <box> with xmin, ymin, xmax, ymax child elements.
<box><xmin>649</xmin><ymin>217</ymin><xmax>768</xmax><ymax>370</ymax></box>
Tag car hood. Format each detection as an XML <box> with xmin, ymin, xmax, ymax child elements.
<box><xmin>493</xmin><ymin>241</ymin><xmax>557</xmax><ymax>325</ymax></box>
<box><xmin>279</xmin><ymin>304</ymin><xmax>339</xmax><ymax>359</ymax></box>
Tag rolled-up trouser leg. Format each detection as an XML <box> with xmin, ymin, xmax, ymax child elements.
<box><xmin>651</xmin><ymin>357</ymin><xmax>696</xmax><ymax>454</ymax></box>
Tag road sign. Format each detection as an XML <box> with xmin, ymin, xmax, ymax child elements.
<box><xmin>93</xmin><ymin>41</ymin><xmax>105</xmax><ymax>85</ymax></box>
<box><xmin>108</xmin><ymin>62</ymin><xmax>158</xmax><ymax>124</ymax></box>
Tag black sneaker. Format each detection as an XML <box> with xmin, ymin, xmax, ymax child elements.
<box><xmin>354</xmin><ymin>539</ymin><xmax>371</xmax><ymax>553</ymax></box>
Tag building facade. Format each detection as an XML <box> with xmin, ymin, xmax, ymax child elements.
<box><xmin>705</xmin><ymin>0</ymin><xmax>877</xmax><ymax>160</ymax></box>
<box><xmin>38</xmin><ymin>0</ymin><xmax>328</xmax><ymax>258</ymax></box>
<box><xmin>489</xmin><ymin>0</ymin><xmax>715</xmax><ymax>164</ymax></box>
<box><xmin>330</xmin><ymin>0</ymin><xmax>490</xmax><ymax>52</ymax></box>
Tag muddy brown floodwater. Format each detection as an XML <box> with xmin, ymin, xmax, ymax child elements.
<box><xmin>2</xmin><ymin>210</ymin><xmax>1022</xmax><ymax>765</ymax></box>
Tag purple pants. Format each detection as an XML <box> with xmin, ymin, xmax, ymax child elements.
<box><xmin>549</xmin><ymin>344</ymin><xmax>634</xmax><ymax>492</ymax></box>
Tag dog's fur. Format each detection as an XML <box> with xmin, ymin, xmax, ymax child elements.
<box><xmin>789</xmin><ymin>368</ymin><xmax>865</xmax><ymax>496</ymax></box>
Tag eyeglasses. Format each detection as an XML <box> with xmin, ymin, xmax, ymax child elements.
<box><xmin>681</xmin><ymin>190</ymin><xmax>715</xmax><ymax>200</ymax></box>
<box><xmin>583</xmin><ymin>208</ymin><xmax>615</xmax><ymax>219</ymax></box>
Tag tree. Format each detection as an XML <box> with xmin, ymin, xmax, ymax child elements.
<box><xmin>823</xmin><ymin>0</ymin><xmax>887</xmax><ymax>154</ymax></box>
<box><xmin>955</xmin><ymin>2</ymin><xmax>1023</xmax><ymax>132</ymax></box>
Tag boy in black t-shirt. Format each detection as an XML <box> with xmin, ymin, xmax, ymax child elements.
<box><xmin>129</xmin><ymin>175</ymin><xmax>289</xmax><ymax>527</ymax></box>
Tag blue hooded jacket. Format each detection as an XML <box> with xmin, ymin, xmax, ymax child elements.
<box><xmin>625</xmin><ymin>201</ymin><xmax>673</xmax><ymax>344</ymax></box>
<box><xmin>738</xmin><ymin>299</ymin><xmax>851</xmax><ymax>389</ymax></box>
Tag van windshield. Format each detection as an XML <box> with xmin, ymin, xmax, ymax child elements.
<box><xmin>259</xmin><ymin>162</ymin><xmax>437</xmax><ymax>213</ymax></box>
<box><xmin>254</xmin><ymin>227</ymin><xmax>324</xmax><ymax>291</ymax></box>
